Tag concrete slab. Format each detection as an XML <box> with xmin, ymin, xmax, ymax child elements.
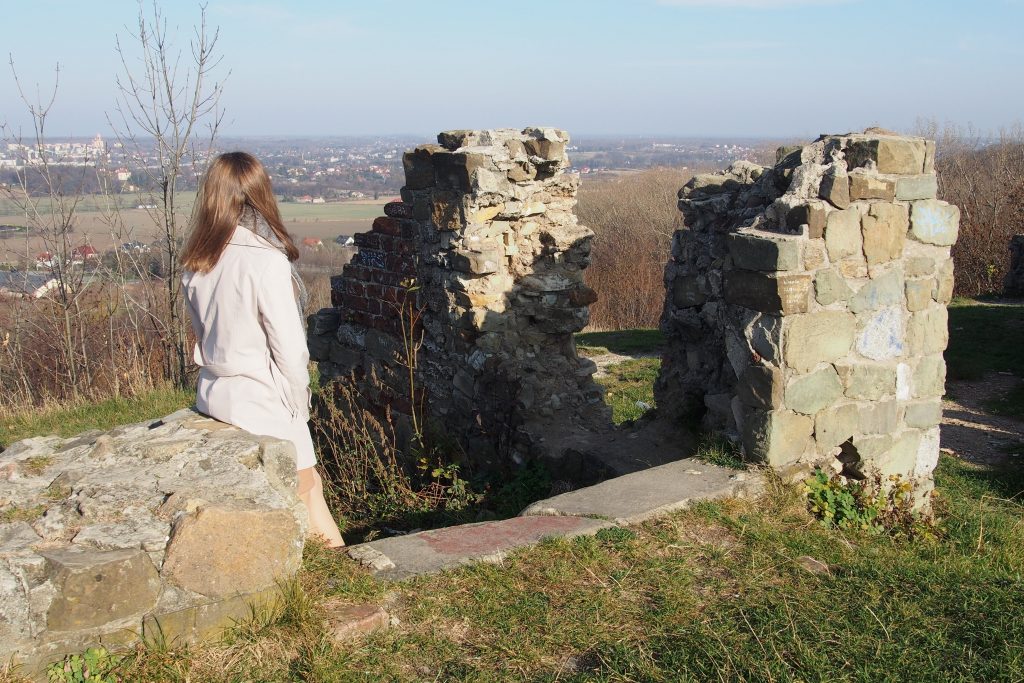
<box><xmin>345</xmin><ymin>515</ymin><xmax>612</xmax><ymax>580</ymax></box>
<box><xmin>520</xmin><ymin>457</ymin><xmax>762</xmax><ymax>525</ymax></box>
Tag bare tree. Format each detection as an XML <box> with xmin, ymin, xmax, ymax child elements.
<box><xmin>109</xmin><ymin>0</ymin><xmax>227</xmax><ymax>386</ymax></box>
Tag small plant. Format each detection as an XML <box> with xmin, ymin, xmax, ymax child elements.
<box><xmin>693</xmin><ymin>433</ymin><xmax>744</xmax><ymax>470</ymax></box>
<box><xmin>47</xmin><ymin>647</ymin><xmax>121</xmax><ymax>683</ymax></box>
<box><xmin>804</xmin><ymin>469</ymin><xmax>938</xmax><ymax>539</ymax></box>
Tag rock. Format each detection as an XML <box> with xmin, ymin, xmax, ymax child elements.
<box><xmin>846</xmin><ymin>137</ymin><xmax>925</xmax><ymax>175</ymax></box>
<box><xmin>914</xmin><ymin>427</ymin><xmax>941</xmax><ymax>477</ymax></box>
<box><xmin>849</xmin><ymin>173</ymin><xmax>896</xmax><ymax>201</ymax></box>
<box><xmin>161</xmin><ymin>505</ymin><xmax>303</xmax><ymax>599</ymax></box>
<box><xmin>743</xmin><ymin>409</ymin><xmax>813</xmax><ymax>467</ymax></box>
<box><xmin>858</xmin><ymin>400</ymin><xmax>899</xmax><ymax>435</ymax></box>
<box><xmin>849</xmin><ymin>270</ymin><xmax>904</xmax><ymax>314</ymax></box>
<box><xmin>895</xmin><ymin>174</ymin><xmax>938</xmax><ymax>201</ymax></box>
<box><xmin>905</xmin><ymin>278</ymin><xmax>934</xmax><ymax>312</ymax></box>
<box><xmin>724</xmin><ymin>270</ymin><xmax>811</xmax><ymax>314</ymax></box>
<box><xmin>783</xmin><ymin>312</ymin><xmax>856</xmax><ymax>373</ymax></box>
<box><xmin>815</xmin><ymin>268</ymin><xmax>853</xmax><ymax>306</ymax></box>
<box><xmin>819</xmin><ymin>170</ymin><xmax>850</xmax><ymax>209</ymax></box>
<box><xmin>737</xmin><ymin>364</ymin><xmax>784</xmax><ymax>409</ymax></box>
<box><xmin>0</xmin><ymin>522</ymin><xmax>41</xmax><ymax>555</ymax></box>
<box><xmin>728</xmin><ymin>231</ymin><xmax>802</xmax><ymax>271</ymax></box>
<box><xmin>911</xmin><ymin>355</ymin><xmax>946</xmax><ymax>398</ymax></box>
<box><xmin>824</xmin><ymin>208</ymin><xmax>862</xmax><ymax>261</ymax></box>
<box><xmin>903</xmin><ymin>400</ymin><xmax>942</xmax><ymax>429</ymax></box>
<box><xmin>672</xmin><ymin>276</ymin><xmax>706</xmax><ymax>308</ymax></box>
<box><xmin>856</xmin><ymin>307</ymin><xmax>904</xmax><ymax>361</ymax></box>
<box><xmin>910</xmin><ymin>200</ymin><xmax>960</xmax><ymax>246</ymax></box>
<box><xmin>814</xmin><ymin>402</ymin><xmax>860</xmax><ymax>449</ymax></box>
<box><xmin>785</xmin><ymin>366</ymin><xmax>843</xmax><ymax>415</ymax></box>
<box><xmin>796</xmin><ymin>555</ymin><xmax>830</xmax><ymax>575</ymax></box>
<box><xmin>907</xmin><ymin>306</ymin><xmax>949</xmax><ymax>356</ymax></box>
<box><xmin>42</xmin><ymin>548</ymin><xmax>161</xmax><ymax>632</ymax></box>
<box><xmin>861</xmin><ymin>203</ymin><xmax>907</xmax><ymax>265</ymax></box>
<box><xmin>324</xmin><ymin>601</ymin><xmax>390</xmax><ymax>642</ymax></box>
<box><xmin>835</xmin><ymin>362</ymin><xmax>896</xmax><ymax>400</ymax></box>
<box><xmin>934</xmin><ymin>259</ymin><xmax>955</xmax><ymax>303</ymax></box>
<box><xmin>450</xmin><ymin>249</ymin><xmax>502</xmax><ymax>275</ymax></box>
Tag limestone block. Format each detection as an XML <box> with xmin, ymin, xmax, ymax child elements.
<box><xmin>905</xmin><ymin>257</ymin><xmax>937</xmax><ymax>277</ymax></box>
<box><xmin>910</xmin><ymin>200</ymin><xmax>960</xmax><ymax>246</ymax></box>
<box><xmin>905</xmin><ymin>278</ymin><xmax>934</xmax><ymax>312</ymax></box>
<box><xmin>911</xmin><ymin>355</ymin><xmax>946</xmax><ymax>398</ymax></box>
<box><xmin>723</xmin><ymin>270</ymin><xmax>811</xmax><ymax>314</ymax></box>
<box><xmin>742</xmin><ymin>409</ymin><xmax>813</xmax><ymax>467</ymax></box>
<box><xmin>824</xmin><ymin>208</ymin><xmax>862</xmax><ymax>261</ymax></box>
<box><xmin>846</xmin><ymin>137</ymin><xmax>926</xmax><ymax>175</ymax></box>
<box><xmin>41</xmin><ymin>548</ymin><xmax>160</xmax><ymax>632</ymax></box>
<box><xmin>814</xmin><ymin>402</ymin><xmax>860</xmax><ymax>449</ymax></box>
<box><xmin>819</xmin><ymin>170</ymin><xmax>850</xmax><ymax>209</ymax></box>
<box><xmin>161</xmin><ymin>506</ymin><xmax>302</xmax><ymax>599</ymax></box>
<box><xmin>907</xmin><ymin>306</ymin><xmax>949</xmax><ymax>355</ymax></box>
<box><xmin>814</xmin><ymin>268</ymin><xmax>853</xmax><ymax>306</ymax></box>
<box><xmin>450</xmin><ymin>249</ymin><xmax>503</xmax><ymax>275</ymax></box>
<box><xmin>861</xmin><ymin>203</ymin><xmax>908</xmax><ymax>265</ymax></box>
<box><xmin>783</xmin><ymin>312</ymin><xmax>856</xmax><ymax>373</ymax></box>
<box><xmin>849</xmin><ymin>173</ymin><xmax>896</xmax><ymax>201</ymax></box>
<box><xmin>803</xmin><ymin>239</ymin><xmax>829</xmax><ymax>271</ymax></box>
<box><xmin>856</xmin><ymin>307</ymin><xmax>904</xmax><ymax>361</ymax></box>
<box><xmin>785</xmin><ymin>366</ymin><xmax>843</xmax><ymax>415</ymax></box>
<box><xmin>858</xmin><ymin>400</ymin><xmax>899</xmax><ymax>435</ymax></box>
<box><xmin>914</xmin><ymin>427</ymin><xmax>941</xmax><ymax>477</ymax></box>
<box><xmin>727</xmin><ymin>232</ymin><xmax>802</xmax><ymax>272</ymax></box>
<box><xmin>895</xmin><ymin>174</ymin><xmax>938</xmax><ymax>201</ymax></box>
<box><xmin>849</xmin><ymin>270</ymin><xmax>904</xmax><ymax>314</ymax></box>
<box><xmin>934</xmin><ymin>259</ymin><xmax>955</xmax><ymax>303</ymax></box>
<box><xmin>903</xmin><ymin>399</ymin><xmax>942</xmax><ymax>429</ymax></box>
<box><xmin>835</xmin><ymin>362</ymin><xmax>896</xmax><ymax>400</ymax></box>
<box><xmin>787</xmin><ymin>202</ymin><xmax>829</xmax><ymax>239</ymax></box>
<box><xmin>737</xmin><ymin>364</ymin><xmax>784</xmax><ymax>409</ymax></box>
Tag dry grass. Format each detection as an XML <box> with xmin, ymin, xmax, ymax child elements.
<box><xmin>577</xmin><ymin>167</ymin><xmax>687</xmax><ymax>330</ymax></box>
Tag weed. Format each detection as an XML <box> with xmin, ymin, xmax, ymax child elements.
<box><xmin>0</xmin><ymin>505</ymin><xmax>45</xmax><ymax>524</ymax></box>
<box><xmin>693</xmin><ymin>432</ymin><xmax>745</xmax><ymax>469</ymax></box>
<box><xmin>804</xmin><ymin>469</ymin><xmax>937</xmax><ymax>539</ymax></box>
<box><xmin>46</xmin><ymin>648</ymin><xmax>121</xmax><ymax>683</ymax></box>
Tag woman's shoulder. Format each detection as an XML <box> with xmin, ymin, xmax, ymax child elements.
<box><xmin>226</xmin><ymin>227</ymin><xmax>289</xmax><ymax>262</ymax></box>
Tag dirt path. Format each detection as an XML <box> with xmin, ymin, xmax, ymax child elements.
<box><xmin>942</xmin><ymin>373</ymin><xmax>1024</xmax><ymax>466</ymax></box>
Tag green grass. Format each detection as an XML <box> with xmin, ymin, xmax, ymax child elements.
<box><xmin>576</xmin><ymin>328</ymin><xmax>665</xmax><ymax>356</ymax></box>
<box><xmin>83</xmin><ymin>455</ymin><xmax>1024</xmax><ymax>683</ymax></box>
<box><xmin>0</xmin><ymin>387</ymin><xmax>194</xmax><ymax>449</ymax></box>
<box><xmin>593</xmin><ymin>357</ymin><xmax>661</xmax><ymax>424</ymax></box>
<box><xmin>946</xmin><ymin>299</ymin><xmax>1024</xmax><ymax>418</ymax></box>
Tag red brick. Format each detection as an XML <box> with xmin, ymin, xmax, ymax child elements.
<box><xmin>372</xmin><ymin>216</ymin><xmax>402</xmax><ymax>236</ymax></box>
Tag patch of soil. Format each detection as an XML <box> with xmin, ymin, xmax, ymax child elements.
<box><xmin>942</xmin><ymin>373</ymin><xmax>1024</xmax><ymax>466</ymax></box>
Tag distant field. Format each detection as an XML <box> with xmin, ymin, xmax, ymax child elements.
<box><xmin>0</xmin><ymin>194</ymin><xmax>391</xmax><ymax>260</ymax></box>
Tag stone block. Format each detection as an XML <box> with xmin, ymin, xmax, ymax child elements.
<box><xmin>402</xmin><ymin>145</ymin><xmax>444</xmax><ymax>190</ymax></box>
<box><xmin>814</xmin><ymin>268</ymin><xmax>853</xmax><ymax>306</ymax></box>
<box><xmin>835</xmin><ymin>362</ymin><xmax>896</xmax><ymax>400</ymax></box>
<box><xmin>905</xmin><ymin>256</ymin><xmax>937</xmax><ymax>277</ymax></box>
<box><xmin>785</xmin><ymin>366</ymin><xmax>843</xmax><ymax>415</ymax></box>
<box><xmin>846</xmin><ymin>137</ymin><xmax>926</xmax><ymax>175</ymax></box>
<box><xmin>728</xmin><ymin>232</ymin><xmax>802</xmax><ymax>271</ymax></box>
<box><xmin>785</xmin><ymin>202</ymin><xmax>828</xmax><ymax>239</ymax></box>
<box><xmin>904</xmin><ymin>399</ymin><xmax>942</xmax><ymax>429</ymax></box>
<box><xmin>911</xmin><ymin>355</ymin><xmax>946</xmax><ymax>398</ymax></box>
<box><xmin>910</xmin><ymin>200</ymin><xmax>960</xmax><ymax>246</ymax></box>
<box><xmin>737</xmin><ymin>364</ymin><xmax>784</xmax><ymax>409</ymax></box>
<box><xmin>824</xmin><ymin>208</ymin><xmax>862</xmax><ymax>261</ymax></box>
<box><xmin>895</xmin><ymin>174</ymin><xmax>938</xmax><ymax>201</ymax></box>
<box><xmin>849</xmin><ymin>172</ymin><xmax>897</xmax><ymax>201</ymax></box>
<box><xmin>724</xmin><ymin>270</ymin><xmax>811</xmax><ymax>314</ymax></box>
<box><xmin>934</xmin><ymin>259</ymin><xmax>955</xmax><ymax>303</ymax></box>
<box><xmin>803</xmin><ymin>239</ymin><xmax>829</xmax><ymax>270</ymax></box>
<box><xmin>161</xmin><ymin>506</ymin><xmax>302</xmax><ymax>599</ymax></box>
<box><xmin>450</xmin><ymin>249</ymin><xmax>502</xmax><ymax>275</ymax></box>
<box><xmin>861</xmin><ymin>203</ymin><xmax>907</xmax><ymax>265</ymax></box>
<box><xmin>819</xmin><ymin>170</ymin><xmax>850</xmax><ymax>209</ymax></box>
<box><xmin>914</xmin><ymin>426</ymin><xmax>941</xmax><ymax>477</ymax></box>
<box><xmin>877</xmin><ymin>430</ymin><xmax>921</xmax><ymax>478</ymax></box>
<box><xmin>672</xmin><ymin>275</ymin><xmax>706</xmax><ymax>308</ymax></box>
<box><xmin>905</xmin><ymin>278</ymin><xmax>934</xmax><ymax>311</ymax></box>
<box><xmin>858</xmin><ymin>400</ymin><xmax>898</xmax><ymax>435</ymax></box>
<box><xmin>856</xmin><ymin>307</ymin><xmax>904</xmax><ymax>361</ymax></box>
<box><xmin>41</xmin><ymin>548</ymin><xmax>160</xmax><ymax>632</ymax></box>
<box><xmin>326</xmin><ymin>602</ymin><xmax>390</xmax><ymax>642</ymax></box>
<box><xmin>907</xmin><ymin>306</ymin><xmax>949</xmax><ymax>355</ymax></box>
<box><xmin>814</xmin><ymin>402</ymin><xmax>860</xmax><ymax>449</ymax></box>
<box><xmin>849</xmin><ymin>270</ymin><xmax>904</xmax><ymax>314</ymax></box>
<box><xmin>431</xmin><ymin>191</ymin><xmax>464</xmax><ymax>231</ymax></box>
<box><xmin>783</xmin><ymin>312</ymin><xmax>856</xmax><ymax>373</ymax></box>
<box><xmin>742</xmin><ymin>409</ymin><xmax>813</xmax><ymax>467</ymax></box>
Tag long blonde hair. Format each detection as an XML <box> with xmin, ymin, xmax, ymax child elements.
<box><xmin>182</xmin><ymin>152</ymin><xmax>298</xmax><ymax>273</ymax></box>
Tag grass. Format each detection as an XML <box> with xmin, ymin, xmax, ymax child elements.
<box><xmin>946</xmin><ymin>298</ymin><xmax>1024</xmax><ymax>418</ymax></box>
<box><xmin>0</xmin><ymin>386</ymin><xmax>194</xmax><ymax>449</ymax></box>
<box><xmin>575</xmin><ymin>328</ymin><xmax>665</xmax><ymax>356</ymax></box>
<box><xmin>593</xmin><ymin>357</ymin><xmax>661</xmax><ymax>424</ymax></box>
<box><xmin>28</xmin><ymin>455</ymin><xmax>1020</xmax><ymax>683</ymax></box>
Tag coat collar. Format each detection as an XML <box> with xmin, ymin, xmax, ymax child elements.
<box><xmin>228</xmin><ymin>225</ymin><xmax>277</xmax><ymax>250</ymax></box>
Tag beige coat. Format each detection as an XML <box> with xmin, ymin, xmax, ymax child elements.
<box><xmin>182</xmin><ymin>226</ymin><xmax>316</xmax><ymax>469</ymax></box>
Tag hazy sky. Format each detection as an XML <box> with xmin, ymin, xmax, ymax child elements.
<box><xmin>2</xmin><ymin>0</ymin><xmax>1022</xmax><ymax>138</ymax></box>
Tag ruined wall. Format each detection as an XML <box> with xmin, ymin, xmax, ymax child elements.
<box><xmin>1005</xmin><ymin>235</ymin><xmax>1024</xmax><ymax>296</ymax></box>
<box><xmin>657</xmin><ymin>131</ymin><xmax>958</xmax><ymax>498</ymax></box>
<box><xmin>309</xmin><ymin>128</ymin><xmax>609</xmax><ymax>470</ymax></box>
<box><xmin>0</xmin><ymin>409</ymin><xmax>305</xmax><ymax>676</ymax></box>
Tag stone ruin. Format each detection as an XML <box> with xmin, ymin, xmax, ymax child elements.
<box><xmin>0</xmin><ymin>410</ymin><xmax>306</xmax><ymax>676</ymax></box>
<box><xmin>308</xmin><ymin>128</ymin><xmax>611</xmax><ymax>474</ymax></box>
<box><xmin>658</xmin><ymin>131</ymin><xmax>958</xmax><ymax>499</ymax></box>
<box><xmin>311</xmin><ymin>128</ymin><xmax>959</xmax><ymax>500</ymax></box>
<box><xmin>1006</xmin><ymin>235</ymin><xmax>1024</xmax><ymax>296</ymax></box>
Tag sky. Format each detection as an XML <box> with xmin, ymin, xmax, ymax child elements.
<box><xmin>1</xmin><ymin>0</ymin><xmax>1022</xmax><ymax>138</ymax></box>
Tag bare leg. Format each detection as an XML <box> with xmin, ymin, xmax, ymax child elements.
<box><xmin>297</xmin><ymin>467</ymin><xmax>344</xmax><ymax>548</ymax></box>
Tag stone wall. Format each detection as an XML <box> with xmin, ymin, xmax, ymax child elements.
<box><xmin>656</xmin><ymin>131</ymin><xmax>958</xmax><ymax>499</ymax></box>
<box><xmin>309</xmin><ymin>128</ymin><xmax>609</xmax><ymax>471</ymax></box>
<box><xmin>0</xmin><ymin>410</ymin><xmax>306</xmax><ymax>677</ymax></box>
<box><xmin>1005</xmin><ymin>235</ymin><xmax>1024</xmax><ymax>296</ymax></box>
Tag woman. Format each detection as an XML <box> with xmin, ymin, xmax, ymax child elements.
<box><xmin>180</xmin><ymin>152</ymin><xmax>344</xmax><ymax>548</ymax></box>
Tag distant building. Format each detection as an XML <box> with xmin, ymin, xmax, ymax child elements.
<box><xmin>301</xmin><ymin>237</ymin><xmax>323</xmax><ymax>250</ymax></box>
<box><xmin>35</xmin><ymin>251</ymin><xmax>56</xmax><ymax>269</ymax></box>
<box><xmin>312</xmin><ymin>196</ymin><xmax>325</xmax><ymax>204</ymax></box>
<box><xmin>0</xmin><ymin>271</ymin><xmax>59</xmax><ymax>299</ymax></box>
<box><xmin>297</xmin><ymin>195</ymin><xmax>313</xmax><ymax>204</ymax></box>
<box><xmin>70</xmin><ymin>245</ymin><xmax>99</xmax><ymax>265</ymax></box>
<box><xmin>335</xmin><ymin>235</ymin><xmax>356</xmax><ymax>247</ymax></box>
